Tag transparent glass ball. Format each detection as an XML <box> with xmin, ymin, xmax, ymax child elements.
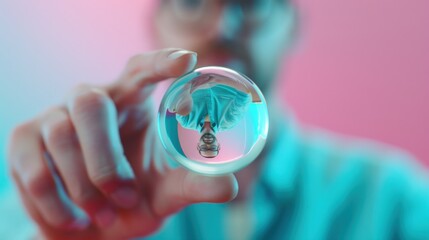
<box><xmin>158</xmin><ymin>66</ymin><xmax>269</xmax><ymax>175</ymax></box>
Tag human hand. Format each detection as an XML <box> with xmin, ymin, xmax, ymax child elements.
<box><xmin>7</xmin><ymin>49</ymin><xmax>238</xmax><ymax>240</ymax></box>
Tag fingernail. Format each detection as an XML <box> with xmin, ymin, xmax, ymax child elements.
<box><xmin>110</xmin><ymin>187</ymin><xmax>139</xmax><ymax>209</ymax></box>
<box><xmin>167</xmin><ymin>50</ymin><xmax>196</xmax><ymax>60</ymax></box>
<box><xmin>95</xmin><ymin>207</ymin><xmax>116</xmax><ymax>228</ymax></box>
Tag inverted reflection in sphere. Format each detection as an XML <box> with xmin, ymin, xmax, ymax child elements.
<box><xmin>158</xmin><ymin>66</ymin><xmax>269</xmax><ymax>175</ymax></box>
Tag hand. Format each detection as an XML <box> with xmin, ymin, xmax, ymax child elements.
<box><xmin>7</xmin><ymin>49</ymin><xmax>238</xmax><ymax>240</ymax></box>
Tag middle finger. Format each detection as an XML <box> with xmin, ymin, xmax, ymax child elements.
<box><xmin>40</xmin><ymin>107</ymin><xmax>117</xmax><ymax>228</ymax></box>
<box><xmin>66</xmin><ymin>86</ymin><xmax>140</xmax><ymax>210</ymax></box>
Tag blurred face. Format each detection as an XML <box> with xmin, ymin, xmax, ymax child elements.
<box><xmin>197</xmin><ymin>132</ymin><xmax>220</xmax><ymax>158</ymax></box>
<box><xmin>153</xmin><ymin>0</ymin><xmax>296</xmax><ymax>94</ymax></box>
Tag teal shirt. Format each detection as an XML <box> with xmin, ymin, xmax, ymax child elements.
<box><xmin>176</xmin><ymin>84</ymin><xmax>251</xmax><ymax>133</ymax></box>
<box><xmin>145</xmin><ymin>107</ymin><xmax>429</xmax><ymax>240</ymax></box>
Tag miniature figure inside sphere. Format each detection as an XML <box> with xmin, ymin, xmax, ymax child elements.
<box><xmin>158</xmin><ymin>66</ymin><xmax>269</xmax><ymax>175</ymax></box>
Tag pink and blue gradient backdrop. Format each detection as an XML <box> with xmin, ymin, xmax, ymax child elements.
<box><xmin>1</xmin><ymin>0</ymin><xmax>428</xmax><ymax>190</ymax></box>
<box><xmin>283</xmin><ymin>0</ymin><xmax>429</xmax><ymax>166</ymax></box>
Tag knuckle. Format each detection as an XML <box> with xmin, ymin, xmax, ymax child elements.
<box><xmin>70</xmin><ymin>186</ymin><xmax>98</xmax><ymax>206</ymax></box>
<box><xmin>43</xmin><ymin>118</ymin><xmax>75</xmax><ymax>149</ymax></box>
<box><xmin>124</xmin><ymin>54</ymin><xmax>147</xmax><ymax>77</ymax></box>
<box><xmin>25</xmin><ymin>167</ymin><xmax>55</xmax><ymax>198</ymax></box>
<box><xmin>70</xmin><ymin>88</ymin><xmax>108</xmax><ymax>115</ymax></box>
<box><xmin>89</xmin><ymin>165</ymin><xmax>119</xmax><ymax>188</ymax></box>
<box><xmin>127</xmin><ymin>54</ymin><xmax>145</xmax><ymax>66</ymax></box>
<box><xmin>8</xmin><ymin>121</ymin><xmax>36</xmax><ymax>165</ymax></box>
<box><xmin>10</xmin><ymin>121</ymin><xmax>35</xmax><ymax>143</ymax></box>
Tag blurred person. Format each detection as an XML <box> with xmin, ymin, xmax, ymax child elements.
<box><xmin>6</xmin><ymin>0</ymin><xmax>429</xmax><ymax>240</ymax></box>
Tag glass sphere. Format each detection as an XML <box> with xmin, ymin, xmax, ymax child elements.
<box><xmin>157</xmin><ymin>66</ymin><xmax>269</xmax><ymax>175</ymax></box>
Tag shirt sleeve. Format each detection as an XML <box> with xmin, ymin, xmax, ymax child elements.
<box><xmin>214</xmin><ymin>85</ymin><xmax>251</xmax><ymax>132</ymax></box>
<box><xmin>397</xmin><ymin>157</ymin><xmax>429</xmax><ymax>239</ymax></box>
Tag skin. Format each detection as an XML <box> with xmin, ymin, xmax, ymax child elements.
<box><xmin>7</xmin><ymin>0</ymin><xmax>295</xmax><ymax>239</ymax></box>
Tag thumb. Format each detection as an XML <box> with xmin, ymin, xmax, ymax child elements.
<box><xmin>150</xmin><ymin>169</ymin><xmax>238</xmax><ymax>217</ymax></box>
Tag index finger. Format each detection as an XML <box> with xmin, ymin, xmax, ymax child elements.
<box><xmin>106</xmin><ymin>48</ymin><xmax>197</xmax><ymax>105</ymax></box>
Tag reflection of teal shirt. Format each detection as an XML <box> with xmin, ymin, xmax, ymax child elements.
<box><xmin>177</xmin><ymin>84</ymin><xmax>251</xmax><ymax>133</ymax></box>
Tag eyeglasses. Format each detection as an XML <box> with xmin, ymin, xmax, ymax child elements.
<box><xmin>161</xmin><ymin>0</ymin><xmax>280</xmax><ymax>30</ymax></box>
<box><xmin>197</xmin><ymin>143</ymin><xmax>221</xmax><ymax>152</ymax></box>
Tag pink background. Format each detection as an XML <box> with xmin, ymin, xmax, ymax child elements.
<box><xmin>283</xmin><ymin>0</ymin><xmax>429</xmax><ymax>165</ymax></box>
<box><xmin>1</xmin><ymin>0</ymin><xmax>428</xmax><ymax>184</ymax></box>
